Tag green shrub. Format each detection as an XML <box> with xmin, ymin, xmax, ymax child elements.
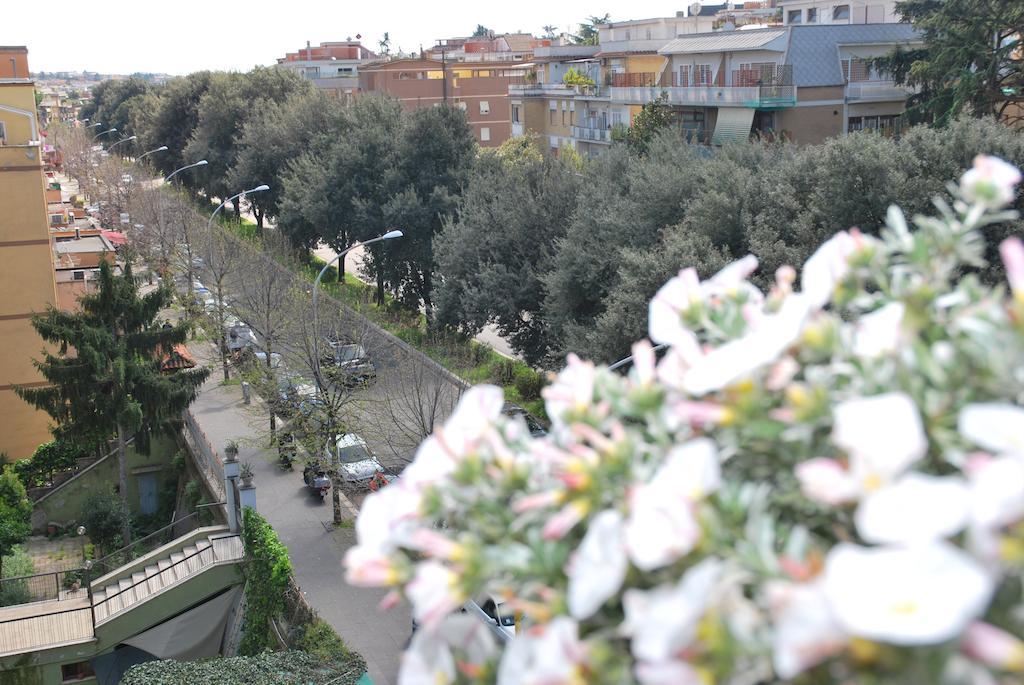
<box><xmin>0</xmin><ymin>546</ymin><xmax>35</xmax><ymax>606</ymax></box>
<box><xmin>15</xmin><ymin>439</ymin><xmax>86</xmax><ymax>488</ymax></box>
<box><xmin>240</xmin><ymin>508</ymin><xmax>293</xmax><ymax>656</ymax></box>
<box><xmin>81</xmin><ymin>488</ymin><xmax>129</xmax><ymax>556</ymax></box>
<box><xmin>296</xmin><ymin>619</ymin><xmax>356</xmax><ymax>663</ymax></box>
<box><xmin>121</xmin><ymin>650</ymin><xmax>364</xmax><ymax>685</ymax></box>
<box><xmin>490</xmin><ymin>358</ymin><xmax>517</xmax><ymax>385</ymax></box>
<box><xmin>513</xmin><ymin>366</ymin><xmax>544</xmax><ymax>401</ymax></box>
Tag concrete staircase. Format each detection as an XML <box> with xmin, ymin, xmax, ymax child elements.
<box><xmin>91</xmin><ymin>532</ymin><xmax>243</xmax><ymax>625</ymax></box>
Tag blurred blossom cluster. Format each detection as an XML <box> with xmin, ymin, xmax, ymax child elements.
<box><xmin>345</xmin><ymin>155</ymin><xmax>1024</xmax><ymax>685</ymax></box>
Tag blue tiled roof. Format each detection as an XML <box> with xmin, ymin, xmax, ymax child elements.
<box><xmin>787</xmin><ymin>24</ymin><xmax>921</xmax><ymax>87</ymax></box>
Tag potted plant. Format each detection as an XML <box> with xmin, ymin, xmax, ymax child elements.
<box><xmin>239</xmin><ymin>461</ymin><xmax>254</xmax><ymax>487</ymax></box>
<box><xmin>224</xmin><ymin>440</ymin><xmax>239</xmax><ymax>461</ymax></box>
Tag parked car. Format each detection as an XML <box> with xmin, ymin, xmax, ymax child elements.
<box><xmin>276</xmin><ymin>373</ymin><xmax>320</xmax><ymax>418</ymax></box>
<box><xmin>326</xmin><ymin>434</ymin><xmax>385</xmax><ymax>483</ymax></box>
<box><xmin>225</xmin><ymin>323</ymin><xmax>257</xmax><ymax>353</ymax></box>
<box><xmin>321</xmin><ymin>339</ymin><xmax>376</xmax><ymax>386</ymax></box>
<box><xmin>502</xmin><ymin>403</ymin><xmax>547</xmax><ymax>438</ymax></box>
<box><xmin>478</xmin><ymin>596</ymin><xmax>517</xmax><ymax>639</ymax></box>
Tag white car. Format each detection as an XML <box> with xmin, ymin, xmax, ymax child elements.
<box><xmin>327</xmin><ymin>434</ymin><xmax>385</xmax><ymax>483</ymax></box>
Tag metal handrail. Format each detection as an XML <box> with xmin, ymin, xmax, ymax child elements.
<box><xmin>90</xmin><ymin>511</ymin><xmax>200</xmax><ymax>576</ymax></box>
<box><xmin>93</xmin><ymin>533</ymin><xmax>241</xmax><ymax>614</ymax></box>
<box><xmin>0</xmin><ymin>602</ymin><xmax>93</xmax><ymax>628</ymax></box>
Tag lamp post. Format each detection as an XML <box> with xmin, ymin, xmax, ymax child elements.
<box><xmin>85</xmin><ymin>121</ymin><xmax>103</xmax><ymax>129</ymax></box>
<box><xmin>137</xmin><ymin>145</ymin><xmax>168</xmax><ymax>161</ymax></box>
<box><xmin>310</xmin><ymin>230</ymin><xmax>403</xmax><ymax>389</ymax></box>
<box><xmin>607</xmin><ymin>343</ymin><xmax>669</xmax><ymax>372</ymax></box>
<box><xmin>206</xmin><ymin>184</ymin><xmax>270</xmax><ymax>234</ymax></box>
<box><xmin>92</xmin><ymin>127</ymin><xmax>117</xmax><ymax>141</ymax></box>
<box><xmin>105</xmin><ymin>135</ymin><xmax>136</xmax><ymax>152</ymax></box>
<box><xmin>164</xmin><ymin>159</ymin><xmax>207</xmax><ymax>183</ymax></box>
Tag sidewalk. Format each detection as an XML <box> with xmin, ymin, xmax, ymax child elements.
<box><xmin>186</xmin><ymin>341</ymin><xmax>410</xmax><ymax>685</ymax></box>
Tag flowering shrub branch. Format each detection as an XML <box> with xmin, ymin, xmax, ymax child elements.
<box><xmin>346</xmin><ymin>156</ymin><xmax>1024</xmax><ymax>684</ymax></box>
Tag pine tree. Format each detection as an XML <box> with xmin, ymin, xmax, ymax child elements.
<box><xmin>17</xmin><ymin>261</ymin><xmax>209</xmax><ymax>543</ymax></box>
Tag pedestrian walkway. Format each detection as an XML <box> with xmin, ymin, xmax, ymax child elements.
<box><xmin>186</xmin><ymin>341</ymin><xmax>410</xmax><ymax>685</ymax></box>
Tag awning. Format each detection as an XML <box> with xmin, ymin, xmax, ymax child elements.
<box><xmin>712</xmin><ymin>107</ymin><xmax>755</xmax><ymax>146</ymax></box>
<box><xmin>121</xmin><ymin>586</ymin><xmax>240</xmax><ymax>660</ymax></box>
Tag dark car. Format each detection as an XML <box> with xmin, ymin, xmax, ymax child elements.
<box><xmin>502</xmin><ymin>403</ymin><xmax>548</xmax><ymax>438</ymax></box>
<box><xmin>321</xmin><ymin>336</ymin><xmax>376</xmax><ymax>386</ymax></box>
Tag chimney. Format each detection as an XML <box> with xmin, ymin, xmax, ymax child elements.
<box><xmin>307</xmin><ymin>40</ymin><xmax>312</xmax><ymax>61</ymax></box>
<box><xmin>75</xmin><ymin>227</ymin><xmax>80</xmax><ymax>240</ymax></box>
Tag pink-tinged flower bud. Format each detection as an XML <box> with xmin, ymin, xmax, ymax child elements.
<box><xmin>542</xmin><ymin>500</ymin><xmax>590</xmax><ymax>540</ymax></box>
<box><xmin>962</xmin><ymin>621</ymin><xmax>1024</xmax><ymax>671</ymax></box>
<box><xmin>1000</xmin><ymin>236</ymin><xmax>1024</xmax><ymax>301</ymax></box>
<box><xmin>513</xmin><ymin>489</ymin><xmax>563</xmax><ymax>513</ymax></box>
<box><xmin>409</xmin><ymin>528</ymin><xmax>466</xmax><ymax>561</ymax></box>
<box><xmin>344</xmin><ymin>545</ymin><xmax>404</xmax><ymax>587</ymax></box>
<box><xmin>961</xmin><ymin>155</ymin><xmax>1022</xmax><ymax>208</ymax></box>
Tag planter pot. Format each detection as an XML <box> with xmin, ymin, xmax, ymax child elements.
<box><xmin>241</xmin><ymin>476</ymin><xmax>253</xmax><ymax>488</ymax></box>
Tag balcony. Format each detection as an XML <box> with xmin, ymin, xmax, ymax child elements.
<box><xmin>572</xmin><ymin>123</ymin><xmax>613</xmax><ymax>144</ymax></box>
<box><xmin>508</xmin><ymin>83</ymin><xmax>574</xmax><ymax>98</ymax></box>
<box><xmin>609</xmin><ymin>68</ymin><xmax>796</xmax><ymax>109</ymax></box>
<box><xmin>846</xmin><ymin>80</ymin><xmax>915</xmax><ymax>102</ymax></box>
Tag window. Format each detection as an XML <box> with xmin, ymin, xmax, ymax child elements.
<box><xmin>479</xmin><ymin>100</ymin><xmax>490</xmax><ymax>115</ymax></box>
<box><xmin>562</xmin><ymin>109</ymin><xmax>567</xmax><ymax>125</ymax></box>
<box><xmin>678</xmin><ymin>65</ymin><xmax>690</xmax><ymax>87</ymax></box>
<box><xmin>695</xmin><ymin>64</ymin><xmax>713</xmax><ymax>86</ymax></box>
<box><xmin>833</xmin><ymin>4</ymin><xmax>850</xmax><ymax>20</ymax></box>
<box><xmin>848</xmin><ymin>114</ymin><xmax>902</xmax><ymax>136</ymax></box>
<box><xmin>480</xmin><ymin>127</ymin><xmax>491</xmax><ymax>142</ymax></box>
<box><xmin>512</xmin><ymin>105</ymin><xmax>521</xmax><ymax>123</ymax></box>
<box><xmin>550</xmin><ymin>109</ymin><xmax>558</xmax><ymax>124</ymax></box>
<box><xmin>0</xmin><ymin>120</ymin><xmax>6</xmax><ymax>143</ymax></box>
<box><xmin>807</xmin><ymin>8</ymin><xmax>818</xmax><ymax>22</ymax></box>
<box><xmin>61</xmin><ymin>661</ymin><xmax>95</xmax><ymax>683</ymax></box>
<box><xmin>624</xmin><ymin>30</ymin><xmax>631</xmax><ymax>41</ymax></box>
<box><xmin>788</xmin><ymin>9</ymin><xmax>802</xmax><ymax>23</ymax></box>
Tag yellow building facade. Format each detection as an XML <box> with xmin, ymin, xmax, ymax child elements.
<box><xmin>0</xmin><ymin>46</ymin><xmax>59</xmax><ymax>461</ymax></box>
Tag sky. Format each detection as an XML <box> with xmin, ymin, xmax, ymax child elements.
<box><xmin>4</xmin><ymin>0</ymin><xmax>699</xmax><ymax>75</ymax></box>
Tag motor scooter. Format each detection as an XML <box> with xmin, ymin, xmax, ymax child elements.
<box><xmin>302</xmin><ymin>463</ymin><xmax>331</xmax><ymax>501</ymax></box>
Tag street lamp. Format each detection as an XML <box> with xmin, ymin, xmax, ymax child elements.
<box><xmin>105</xmin><ymin>135</ymin><xmax>137</xmax><ymax>152</ymax></box>
<box><xmin>206</xmin><ymin>184</ymin><xmax>270</xmax><ymax>233</ymax></box>
<box><xmin>92</xmin><ymin>127</ymin><xmax>117</xmax><ymax>141</ymax></box>
<box><xmin>85</xmin><ymin>121</ymin><xmax>103</xmax><ymax>129</ymax></box>
<box><xmin>310</xmin><ymin>230</ymin><xmax>403</xmax><ymax>388</ymax></box>
<box><xmin>137</xmin><ymin>145</ymin><xmax>168</xmax><ymax>161</ymax></box>
<box><xmin>607</xmin><ymin>343</ymin><xmax>669</xmax><ymax>372</ymax></box>
<box><xmin>164</xmin><ymin>159</ymin><xmax>207</xmax><ymax>183</ymax></box>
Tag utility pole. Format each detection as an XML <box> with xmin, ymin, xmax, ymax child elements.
<box><xmin>435</xmin><ymin>40</ymin><xmax>449</xmax><ymax>104</ymax></box>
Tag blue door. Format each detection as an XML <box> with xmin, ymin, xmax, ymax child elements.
<box><xmin>137</xmin><ymin>473</ymin><xmax>158</xmax><ymax>515</ymax></box>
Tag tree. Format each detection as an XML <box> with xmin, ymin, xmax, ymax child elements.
<box><xmin>384</xmin><ymin>105</ymin><xmax>476</xmax><ymax>324</ymax></box>
<box><xmin>626</xmin><ymin>92</ymin><xmax>676</xmax><ymax>153</ymax></box>
<box><xmin>435</xmin><ymin>145</ymin><xmax>581</xmax><ymax>364</ymax></box>
<box><xmin>17</xmin><ymin>261</ymin><xmax>210</xmax><ymax>542</ymax></box>
<box><xmin>472</xmin><ymin>24</ymin><xmax>492</xmax><ymax>37</ymax></box>
<box><xmin>135</xmin><ymin>71</ymin><xmax>213</xmax><ymax>182</ymax></box>
<box><xmin>0</xmin><ymin>467</ymin><xmax>31</xmax><ymax>580</ymax></box>
<box><xmin>873</xmin><ymin>0</ymin><xmax>1024</xmax><ymax>126</ymax></box>
<box><xmin>572</xmin><ymin>14</ymin><xmax>610</xmax><ymax>45</ymax></box>
<box><xmin>379</xmin><ymin>32</ymin><xmax>392</xmax><ymax>56</ymax></box>
<box><xmin>542</xmin><ymin>25</ymin><xmax>558</xmax><ymax>39</ymax></box>
<box><xmin>562</xmin><ymin>67</ymin><xmax>596</xmax><ymax>88</ymax></box>
<box><xmin>199</xmin><ymin>225</ymin><xmax>244</xmax><ymax>382</ymax></box>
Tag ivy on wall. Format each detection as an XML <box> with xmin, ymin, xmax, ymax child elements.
<box><xmin>239</xmin><ymin>507</ymin><xmax>293</xmax><ymax>655</ymax></box>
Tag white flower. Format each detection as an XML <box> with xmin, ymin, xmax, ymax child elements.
<box><xmin>833</xmin><ymin>393</ymin><xmax>926</xmax><ymax>490</ymax></box>
<box><xmin>649</xmin><ymin>268</ymin><xmax>704</xmax><ymax>353</ymax></box>
<box><xmin>855</xmin><ymin>473</ymin><xmax>970</xmax><ymax>544</ymax></box>
<box><xmin>823</xmin><ymin>542</ymin><xmax>993</xmax><ymax>645</ymax></box>
<box><xmin>1001</xmin><ymin>236</ymin><xmax>1024</xmax><ymax>300</ymax></box>
<box><xmin>355</xmin><ymin>482</ymin><xmax>421</xmax><ymax>552</ymax></box>
<box><xmin>406</xmin><ymin>561</ymin><xmax>465</xmax><ymax>632</ymax></box>
<box><xmin>795</xmin><ymin>458</ymin><xmax>860</xmax><ymax>505</ymax></box>
<box><xmin>630</xmin><ymin>339</ymin><xmax>658</xmax><ymax>387</ymax></box>
<box><xmin>445</xmin><ymin>384</ymin><xmax>506</xmax><ymax>443</ymax></box>
<box><xmin>960</xmin><ymin>155</ymin><xmax>1021</xmax><ymax>209</ymax></box>
<box><xmin>853</xmin><ymin>301</ymin><xmax>905</xmax><ymax>358</ymax></box>
<box><xmin>567</xmin><ymin>509</ymin><xmax>628</xmax><ymax>620</ymax></box>
<box><xmin>343</xmin><ymin>545</ymin><xmax>404</xmax><ymax>587</ymax></box>
<box><xmin>959</xmin><ymin>403</ymin><xmax>1024</xmax><ymax>456</ymax></box>
<box><xmin>497</xmin><ymin>617</ymin><xmax>587</xmax><ymax>685</ymax></box>
<box><xmin>621</xmin><ymin>558</ymin><xmax>721</xmax><ymax>663</ymax></box>
<box><xmin>682</xmin><ymin>294</ymin><xmax>809</xmax><ymax>396</ymax></box>
<box><xmin>635</xmin><ymin>660</ymin><xmax>703</xmax><ymax>685</ymax></box>
<box><xmin>801</xmin><ymin>231</ymin><xmax>858</xmax><ymax>309</ymax></box>
<box><xmin>542</xmin><ymin>354</ymin><xmax>597</xmax><ymax>424</ymax></box>
<box><xmin>767</xmin><ymin>580</ymin><xmax>847</xmax><ymax>679</ymax></box>
<box><xmin>967</xmin><ymin>455</ymin><xmax>1024</xmax><ymax>530</ymax></box>
<box><xmin>624</xmin><ymin>439</ymin><xmax>718</xmax><ymax>571</ymax></box>
<box><xmin>400</xmin><ymin>614</ymin><xmax>497</xmax><ymax>685</ymax></box>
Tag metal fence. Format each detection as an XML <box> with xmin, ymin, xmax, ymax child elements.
<box><xmin>0</xmin><ymin>568</ymin><xmax>88</xmax><ymax>607</ymax></box>
<box><xmin>183</xmin><ymin>408</ymin><xmax>226</xmax><ymax>499</ymax></box>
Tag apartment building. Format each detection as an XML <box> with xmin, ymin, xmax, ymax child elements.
<box><xmin>779</xmin><ymin>0</ymin><xmax>900</xmax><ymax>25</ymax></box>
<box><xmin>360</xmin><ymin>56</ymin><xmax>531</xmax><ymax>147</ymax></box>
<box><xmin>0</xmin><ymin>46</ymin><xmax>60</xmax><ymax>461</ymax></box>
<box><xmin>511</xmin><ymin>2</ymin><xmax>919</xmax><ymax>154</ymax></box>
<box><xmin>275</xmin><ymin>41</ymin><xmax>377</xmax><ymax>101</ymax></box>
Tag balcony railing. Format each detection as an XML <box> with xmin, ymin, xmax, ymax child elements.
<box><xmin>572</xmin><ymin>124</ymin><xmax>612</xmax><ymax>143</ymax></box>
<box><xmin>846</xmin><ymin>80</ymin><xmax>915</xmax><ymax>102</ymax></box>
<box><xmin>508</xmin><ymin>83</ymin><xmax>574</xmax><ymax>97</ymax></box>
<box><xmin>609</xmin><ymin>65</ymin><xmax>796</xmax><ymax>108</ymax></box>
